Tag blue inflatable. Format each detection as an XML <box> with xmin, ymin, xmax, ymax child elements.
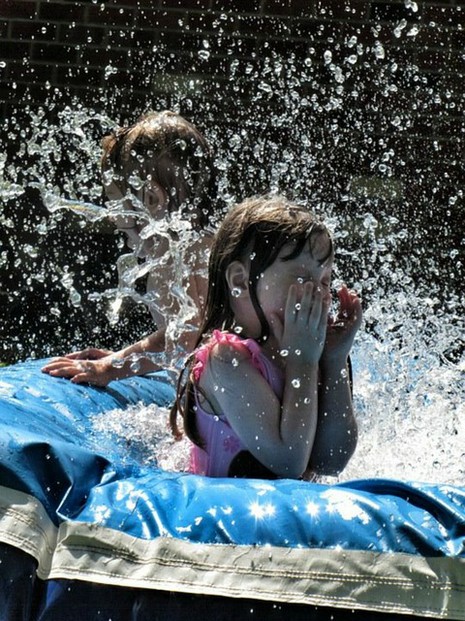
<box><xmin>0</xmin><ymin>359</ymin><xmax>464</xmax><ymax>620</ymax></box>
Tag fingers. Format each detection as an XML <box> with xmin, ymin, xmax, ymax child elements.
<box><xmin>337</xmin><ymin>284</ymin><xmax>351</xmax><ymax>317</ymax></box>
<box><xmin>65</xmin><ymin>348</ymin><xmax>112</xmax><ymax>360</ymax></box>
<box><xmin>42</xmin><ymin>359</ymin><xmax>96</xmax><ymax>378</ymax></box>
<box><xmin>70</xmin><ymin>373</ymin><xmax>92</xmax><ymax>384</ymax></box>
<box><xmin>42</xmin><ymin>357</ymin><xmax>73</xmax><ymax>373</ymax></box>
<box><xmin>42</xmin><ymin>360</ymin><xmax>82</xmax><ymax>378</ymax></box>
<box><xmin>330</xmin><ymin>285</ymin><xmax>363</xmax><ymax>342</ymax></box>
<box><xmin>285</xmin><ymin>282</ymin><xmax>327</xmax><ymax>329</ymax></box>
<box><xmin>42</xmin><ymin>358</ymin><xmax>115</xmax><ymax>386</ymax></box>
<box><xmin>284</xmin><ymin>283</ymin><xmax>298</xmax><ymax>324</ymax></box>
<box><xmin>306</xmin><ymin>283</ymin><xmax>328</xmax><ymax>332</ymax></box>
<box><xmin>337</xmin><ymin>285</ymin><xmax>361</xmax><ymax>321</ymax></box>
<box><xmin>285</xmin><ymin>282</ymin><xmax>329</xmax><ymax>350</ymax></box>
<box><xmin>70</xmin><ymin>371</ymin><xmax>108</xmax><ymax>386</ymax></box>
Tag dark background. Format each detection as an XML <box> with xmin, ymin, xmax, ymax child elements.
<box><xmin>0</xmin><ymin>0</ymin><xmax>463</xmax><ymax>364</ymax></box>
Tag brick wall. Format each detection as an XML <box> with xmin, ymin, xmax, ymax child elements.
<box><xmin>1</xmin><ymin>1</ymin><xmax>463</xmax><ymax>192</ymax></box>
<box><xmin>1</xmin><ymin>1</ymin><xmax>463</xmax><ymax>115</ymax></box>
<box><xmin>0</xmin><ymin>0</ymin><xmax>463</xmax><ymax>361</ymax></box>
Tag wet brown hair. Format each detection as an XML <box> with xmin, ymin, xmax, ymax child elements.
<box><xmin>170</xmin><ymin>195</ymin><xmax>333</xmax><ymax>443</ymax></box>
<box><xmin>101</xmin><ymin>110</ymin><xmax>218</xmax><ymax>229</ymax></box>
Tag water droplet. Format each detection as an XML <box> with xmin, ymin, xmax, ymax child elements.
<box><xmin>394</xmin><ymin>19</ymin><xmax>407</xmax><ymax>38</ymax></box>
<box><xmin>404</xmin><ymin>0</ymin><xmax>418</xmax><ymax>12</ymax></box>
<box><xmin>104</xmin><ymin>65</ymin><xmax>118</xmax><ymax>79</ymax></box>
<box><xmin>128</xmin><ymin>174</ymin><xmax>144</xmax><ymax>190</ymax></box>
<box><xmin>373</xmin><ymin>42</ymin><xmax>385</xmax><ymax>59</ymax></box>
<box><xmin>407</xmin><ymin>25</ymin><xmax>420</xmax><ymax>37</ymax></box>
<box><xmin>292</xmin><ymin>378</ymin><xmax>301</xmax><ymax>388</ymax></box>
<box><xmin>258</xmin><ymin>81</ymin><xmax>272</xmax><ymax>93</ymax></box>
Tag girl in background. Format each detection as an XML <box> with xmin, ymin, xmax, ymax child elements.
<box><xmin>43</xmin><ymin>111</ymin><xmax>219</xmax><ymax>385</ymax></box>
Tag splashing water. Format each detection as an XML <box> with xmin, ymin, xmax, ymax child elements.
<box><xmin>0</xmin><ymin>13</ymin><xmax>463</xmax><ymax>483</ymax></box>
<box><xmin>344</xmin><ymin>308</ymin><xmax>464</xmax><ymax>485</ymax></box>
<box><xmin>91</xmin><ymin>404</ymin><xmax>191</xmax><ymax>473</ymax></box>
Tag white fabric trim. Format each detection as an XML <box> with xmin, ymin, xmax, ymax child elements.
<box><xmin>1</xmin><ymin>485</ymin><xmax>464</xmax><ymax>619</ymax></box>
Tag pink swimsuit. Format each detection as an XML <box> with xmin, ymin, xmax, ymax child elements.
<box><xmin>189</xmin><ymin>330</ymin><xmax>284</xmax><ymax>478</ymax></box>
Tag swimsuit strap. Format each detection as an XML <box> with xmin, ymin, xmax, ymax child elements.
<box><xmin>192</xmin><ymin>330</ymin><xmax>267</xmax><ymax>381</ymax></box>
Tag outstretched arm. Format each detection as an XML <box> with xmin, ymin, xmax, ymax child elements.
<box><xmin>42</xmin><ymin>330</ymin><xmax>167</xmax><ymax>386</ymax></box>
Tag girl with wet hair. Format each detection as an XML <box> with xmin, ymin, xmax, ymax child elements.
<box><xmin>171</xmin><ymin>195</ymin><xmax>362</xmax><ymax>480</ymax></box>
<box><xmin>43</xmin><ymin>111</ymin><xmax>219</xmax><ymax>385</ymax></box>
<box><xmin>102</xmin><ymin>110</ymin><xmax>215</xmax><ymax>240</ymax></box>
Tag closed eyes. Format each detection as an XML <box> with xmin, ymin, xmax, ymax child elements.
<box><xmin>295</xmin><ymin>275</ymin><xmax>331</xmax><ymax>289</ymax></box>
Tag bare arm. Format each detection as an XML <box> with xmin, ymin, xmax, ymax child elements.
<box><xmin>201</xmin><ymin>282</ymin><xmax>329</xmax><ymax>479</ymax></box>
<box><xmin>309</xmin><ymin>358</ymin><xmax>357</xmax><ymax>475</ymax></box>
<box><xmin>42</xmin><ymin>329</ymin><xmax>167</xmax><ymax>386</ymax></box>
<box><xmin>42</xmin><ymin>233</ymin><xmax>210</xmax><ymax>386</ymax></box>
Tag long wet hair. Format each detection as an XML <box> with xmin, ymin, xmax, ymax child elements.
<box><xmin>170</xmin><ymin>195</ymin><xmax>333</xmax><ymax>443</ymax></box>
<box><xmin>101</xmin><ymin>110</ymin><xmax>218</xmax><ymax>229</ymax></box>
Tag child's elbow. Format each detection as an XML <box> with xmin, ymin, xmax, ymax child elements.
<box><xmin>311</xmin><ymin>429</ymin><xmax>358</xmax><ymax>477</ymax></box>
<box><xmin>267</xmin><ymin>453</ymin><xmax>311</xmax><ymax>480</ymax></box>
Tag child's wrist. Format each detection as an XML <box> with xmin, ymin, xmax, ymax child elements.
<box><xmin>319</xmin><ymin>355</ymin><xmax>348</xmax><ymax>373</ymax></box>
<box><xmin>285</xmin><ymin>358</ymin><xmax>319</xmax><ymax>379</ymax></box>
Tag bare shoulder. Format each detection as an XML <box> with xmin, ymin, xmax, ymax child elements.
<box><xmin>197</xmin><ymin>339</ymin><xmax>254</xmax><ymax>413</ymax></box>
<box><xmin>209</xmin><ymin>339</ymin><xmax>252</xmax><ymax>366</ymax></box>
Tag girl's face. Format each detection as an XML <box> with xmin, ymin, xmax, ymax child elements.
<box><xmin>105</xmin><ymin>179</ymin><xmax>168</xmax><ymax>258</ymax></box>
<box><xmin>255</xmin><ymin>231</ymin><xmax>333</xmax><ymax>327</ymax></box>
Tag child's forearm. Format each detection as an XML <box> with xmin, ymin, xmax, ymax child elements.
<box><xmin>106</xmin><ymin>330</ymin><xmax>167</xmax><ymax>378</ymax></box>
<box><xmin>117</xmin><ymin>330</ymin><xmax>166</xmax><ymax>358</ymax></box>
<box><xmin>276</xmin><ymin>360</ymin><xmax>320</xmax><ymax>478</ymax></box>
<box><xmin>108</xmin><ymin>326</ymin><xmax>197</xmax><ymax>379</ymax></box>
<box><xmin>310</xmin><ymin>357</ymin><xmax>358</xmax><ymax>475</ymax></box>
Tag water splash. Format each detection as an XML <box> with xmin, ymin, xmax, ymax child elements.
<box><xmin>90</xmin><ymin>403</ymin><xmax>190</xmax><ymax>472</ymax></box>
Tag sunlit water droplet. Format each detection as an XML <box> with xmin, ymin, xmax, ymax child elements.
<box><xmin>373</xmin><ymin>42</ymin><xmax>385</xmax><ymax>59</ymax></box>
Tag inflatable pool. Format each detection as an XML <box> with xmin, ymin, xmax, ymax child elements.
<box><xmin>0</xmin><ymin>359</ymin><xmax>464</xmax><ymax>620</ymax></box>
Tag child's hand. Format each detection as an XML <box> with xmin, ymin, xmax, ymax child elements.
<box><xmin>271</xmin><ymin>282</ymin><xmax>330</xmax><ymax>365</ymax></box>
<box><xmin>321</xmin><ymin>285</ymin><xmax>362</xmax><ymax>364</ymax></box>
<box><xmin>42</xmin><ymin>355</ymin><xmax>119</xmax><ymax>386</ymax></box>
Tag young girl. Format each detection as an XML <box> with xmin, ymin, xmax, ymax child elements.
<box><xmin>171</xmin><ymin>196</ymin><xmax>362</xmax><ymax>480</ymax></box>
<box><xmin>43</xmin><ymin>111</ymin><xmax>219</xmax><ymax>385</ymax></box>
